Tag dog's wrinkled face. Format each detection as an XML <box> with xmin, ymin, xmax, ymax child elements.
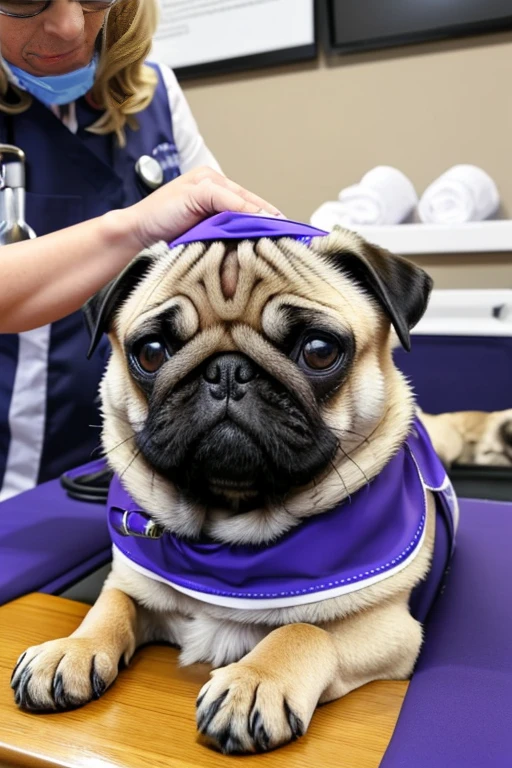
<box><xmin>131</xmin><ymin>344</ymin><xmax>344</xmax><ymax>509</ymax></box>
<box><xmin>85</xmin><ymin>228</ymin><xmax>432</xmax><ymax>544</ymax></box>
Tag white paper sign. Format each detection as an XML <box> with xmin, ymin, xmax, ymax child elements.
<box><xmin>152</xmin><ymin>0</ymin><xmax>315</xmax><ymax>70</ymax></box>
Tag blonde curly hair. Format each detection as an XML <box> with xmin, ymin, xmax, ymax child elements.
<box><xmin>0</xmin><ymin>0</ymin><xmax>160</xmax><ymax>147</ymax></box>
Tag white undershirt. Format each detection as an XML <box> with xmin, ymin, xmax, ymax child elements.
<box><xmin>158</xmin><ymin>64</ymin><xmax>221</xmax><ymax>174</ymax></box>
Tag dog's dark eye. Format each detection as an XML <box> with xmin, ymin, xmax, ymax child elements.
<box><xmin>134</xmin><ymin>338</ymin><xmax>167</xmax><ymax>374</ymax></box>
<box><xmin>301</xmin><ymin>336</ymin><xmax>343</xmax><ymax>371</ymax></box>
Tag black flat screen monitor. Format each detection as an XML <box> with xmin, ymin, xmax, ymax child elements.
<box><xmin>326</xmin><ymin>0</ymin><xmax>512</xmax><ymax>53</ymax></box>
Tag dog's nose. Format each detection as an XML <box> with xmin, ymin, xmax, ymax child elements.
<box><xmin>203</xmin><ymin>353</ymin><xmax>256</xmax><ymax>401</ymax></box>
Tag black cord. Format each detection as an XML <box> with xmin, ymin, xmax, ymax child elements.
<box><xmin>60</xmin><ymin>466</ymin><xmax>113</xmax><ymax>504</ymax></box>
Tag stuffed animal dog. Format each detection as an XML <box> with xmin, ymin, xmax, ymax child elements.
<box><xmin>11</xmin><ymin>214</ymin><xmax>512</xmax><ymax>754</ymax></box>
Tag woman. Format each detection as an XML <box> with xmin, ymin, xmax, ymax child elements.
<box><xmin>0</xmin><ymin>0</ymin><xmax>274</xmax><ymax>498</ymax></box>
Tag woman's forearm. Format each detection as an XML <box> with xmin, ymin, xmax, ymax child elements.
<box><xmin>0</xmin><ymin>209</ymin><xmax>138</xmax><ymax>333</ymax></box>
<box><xmin>0</xmin><ymin>167</ymin><xmax>281</xmax><ymax>334</ymax></box>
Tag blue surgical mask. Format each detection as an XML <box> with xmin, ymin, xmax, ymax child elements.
<box><xmin>3</xmin><ymin>55</ymin><xmax>98</xmax><ymax>106</ymax></box>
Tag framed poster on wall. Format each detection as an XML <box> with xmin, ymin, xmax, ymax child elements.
<box><xmin>151</xmin><ymin>0</ymin><xmax>317</xmax><ymax>79</ymax></box>
<box><xmin>323</xmin><ymin>0</ymin><xmax>512</xmax><ymax>55</ymax></box>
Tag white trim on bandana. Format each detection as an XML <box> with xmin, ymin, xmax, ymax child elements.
<box><xmin>112</xmin><ymin>472</ymin><xmax>431</xmax><ymax>611</ymax></box>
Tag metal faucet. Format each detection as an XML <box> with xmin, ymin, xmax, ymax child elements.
<box><xmin>0</xmin><ymin>144</ymin><xmax>36</xmax><ymax>244</ymax></box>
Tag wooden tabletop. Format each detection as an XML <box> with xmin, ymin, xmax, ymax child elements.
<box><xmin>0</xmin><ymin>594</ymin><xmax>407</xmax><ymax>768</ymax></box>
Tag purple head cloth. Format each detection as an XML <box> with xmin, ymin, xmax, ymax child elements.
<box><xmin>169</xmin><ymin>211</ymin><xmax>329</xmax><ymax>248</ymax></box>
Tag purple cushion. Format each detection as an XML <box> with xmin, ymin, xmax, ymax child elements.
<box><xmin>0</xmin><ymin>461</ymin><xmax>111</xmax><ymax>605</ymax></box>
<box><xmin>380</xmin><ymin>497</ymin><xmax>512</xmax><ymax>767</ymax></box>
<box><xmin>394</xmin><ymin>337</ymin><xmax>512</xmax><ymax>413</ymax></box>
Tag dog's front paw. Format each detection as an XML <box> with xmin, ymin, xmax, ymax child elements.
<box><xmin>196</xmin><ymin>663</ymin><xmax>309</xmax><ymax>754</ymax></box>
<box><xmin>11</xmin><ymin>637</ymin><xmax>119</xmax><ymax>712</ymax></box>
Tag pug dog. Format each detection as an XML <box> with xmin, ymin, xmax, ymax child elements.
<box><xmin>11</xmin><ymin>220</ymin><xmax>512</xmax><ymax>754</ymax></box>
<box><xmin>420</xmin><ymin>407</ymin><xmax>512</xmax><ymax>469</ymax></box>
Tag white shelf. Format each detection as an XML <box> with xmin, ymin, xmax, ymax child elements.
<box><xmin>342</xmin><ymin>220</ymin><xmax>512</xmax><ymax>256</ymax></box>
<box><xmin>413</xmin><ymin>289</ymin><xmax>512</xmax><ymax>337</ymax></box>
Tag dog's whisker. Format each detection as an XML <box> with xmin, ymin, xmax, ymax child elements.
<box><xmin>335</xmin><ymin>408</ymin><xmax>395</xmax><ymax>458</ymax></box>
<box><xmin>331</xmin><ymin>427</ymin><xmax>370</xmax><ymax>445</ymax></box>
<box><xmin>308</xmin><ymin>435</ymin><xmax>351</xmax><ymax>500</ymax></box>
<box><xmin>118</xmin><ymin>427</ymin><xmax>159</xmax><ymax>480</ymax></box>
<box><xmin>343</xmin><ymin>428</ymin><xmax>370</xmax><ymax>440</ymax></box>
<box><xmin>328</xmin><ymin>458</ymin><xmax>351</xmax><ymax>502</ymax></box>
<box><xmin>276</xmin><ymin>498</ymin><xmax>295</xmax><ymax>521</ymax></box>
<box><xmin>99</xmin><ymin>411</ymin><xmax>134</xmax><ymax>423</ymax></box>
<box><xmin>335</xmin><ymin>440</ymin><xmax>370</xmax><ymax>485</ymax></box>
<box><xmin>119</xmin><ymin>448</ymin><xmax>142</xmax><ymax>480</ymax></box>
<box><xmin>100</xmin><ymin>433</ymin><xmax>137</xmax><ymax>458</ymax></box>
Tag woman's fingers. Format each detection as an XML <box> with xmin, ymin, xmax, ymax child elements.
<box><xmin>185</xmin><ymin>177</ymin><xmax>275</xmax><ymax>217</ymax></box>
<box><xmin>189</xmin><ymin>167</ymin><xmax>284</xmax><ymax>217</ymax></box>
<box><xmin>129</xmin><ymin>167</ymin><xmax>285</xmax><ymax>249</ymax></box>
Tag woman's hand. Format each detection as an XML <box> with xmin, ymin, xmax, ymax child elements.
<box><xmin>0</xmin><ymin>168</ymin><xmax>282</xmax><ymax>333</ymax></box>
<box><xmin>124</xmin><ymin>167</ymin><xmax>283</xmax><ymax>250</ymax></box>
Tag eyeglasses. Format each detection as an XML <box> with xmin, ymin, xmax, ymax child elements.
<box><xmin>0</xmin><ymin>0</ymin><xmax>121</xmax><ymax>18</ymax></box>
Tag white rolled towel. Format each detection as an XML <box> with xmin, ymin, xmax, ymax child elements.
<box><xmin>337</xmin><ymin>166</ymin><xmax>418</xmax><ymax>226</ymax></box>
<box><xmin>310</xmin><ymin>201</ymin><xmax>352</xmax><ymax>231</ymax></box>
<box><xmin>310</xmin><ymin>167</ymin><xmax>417</xmax><ymax>230</ymax></box>
<box><xmin>418</xmin><ymin>165</ymin><xmax>500</xmax><ymax>224</ymax></box>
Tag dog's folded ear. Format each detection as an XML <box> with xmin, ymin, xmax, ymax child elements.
<box><xmin>328</xmin><ymin>241</ymin><xmax>433</xmax><ymax>351</ymax></box>
<box><xmin>83</xmin><ymin>252</ymin><xmax>156</xmax><ymax>358</ymax></box>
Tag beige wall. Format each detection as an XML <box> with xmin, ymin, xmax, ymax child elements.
<box><xmin>182</xmin><ymin>30</ymin><xmax>512</xmax><ymax>288</ymax></box>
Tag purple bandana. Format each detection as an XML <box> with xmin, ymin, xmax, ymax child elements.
<box><xmin>108</xmin><ymin>418</ymin><xmax>457</xmax><ymax>612</ymax></box>
<box><xmin>169</xmin><ymin>211</ymin><xmax>329</xmax><ymax>249</ymax></box>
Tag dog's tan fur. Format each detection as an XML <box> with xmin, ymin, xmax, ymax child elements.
<box><xmin>420</xmin><ymin>408</ymin><xmax>512</xmax><ymax>468</ymax></box>
<box><xmin>12</xmin><ymin>229</ymin><xmax>511</xmax><ymax>753</ymax></box>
